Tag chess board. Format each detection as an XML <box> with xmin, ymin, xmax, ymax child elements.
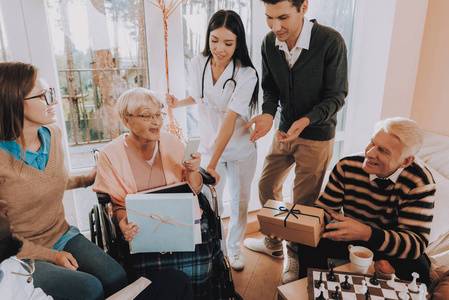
<box><xmin>307</xmin><ymin>268</ymin><xmax>421</xmax><ymax>300</ymax></box>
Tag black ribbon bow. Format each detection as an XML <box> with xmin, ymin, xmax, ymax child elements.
<box><xmin>263</xmin><ymin>204</ymin><xmax>321</xmax><ymax>227</ymax></box>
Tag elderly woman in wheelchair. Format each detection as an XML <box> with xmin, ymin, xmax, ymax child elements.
<box><xmin>93</xmin><ymin>88</ymin><xmax>227</xmax><ymax>299</ymax></box>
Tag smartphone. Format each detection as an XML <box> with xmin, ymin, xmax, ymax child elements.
<box><xmin>183</xmin><ymin>136</ymin><xmax>201</xmax><ymax>163</ymax></box>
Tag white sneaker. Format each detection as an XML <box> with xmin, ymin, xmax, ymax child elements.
<box><xmin>229</xmin><ymin>254</ymin><xmax>244</xmax><ymax>271</ymax></box>
<box><xmin>243</xmin><ymin>238</ymin><xmax>284</xmax><ymax>259</ymax></box>
<box><xmin>282</xmin><ymin>255</ymin><xmax>299</xmax><ymax>284</ymax></box>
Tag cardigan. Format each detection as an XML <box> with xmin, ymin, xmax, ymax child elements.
<box><xmin>0</xmin><ymin>124</ymin><xmax>93</xmax><ymax>262</ymax></box>
<box><xmin>316</xmin><ymin>154</ymin><xmax>436</xmax><ymax>260</ymax></box>
<box><xmin>261</xmin><ymin>20</ymin><xmax>348</xmax><ymax>141</ymax></box>
<box><xmin>92</xmin><ymin>133</ymin><xmax>202</xmax><ymax>219</ymax></box>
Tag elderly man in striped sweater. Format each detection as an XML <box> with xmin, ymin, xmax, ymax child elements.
<box><xmin>297</xmin><ymin>117</ymin><xmax>435</xmax><ymax>284</ymax></box>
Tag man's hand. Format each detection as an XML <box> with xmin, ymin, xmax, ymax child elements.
<box><xmin>0</xmin><ymin>200</ymin><xmax>8</xmax><ymax>214</ymax></box>
<box><xmin>277</xmin><ymin>117</ymin><xmax>310</xmax><ymax>143</ymax></box>
<box><xmin>322</xmin><ymin>213</ymin><xmax>372</xmax><ymax>242</ymax></box>
<box><xmin>55</xmin><ymin>251</ymin><xmax>79</xmax><ymax>270</ymax></box>
<box><xmin>119</xmin><ymin>216</ymin><xmax>139</xmax><ymax>242</ymax></box>
<box><xmin>246</xmin><ymin>114</ymin><xmax>274</xmax><ymax>142</ymax></box>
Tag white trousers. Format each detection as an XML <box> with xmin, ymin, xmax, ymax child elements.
<box><xmin>202</xmin><ymin>151</ymin><xmax>257</xmax><ymax>256</ymax></box>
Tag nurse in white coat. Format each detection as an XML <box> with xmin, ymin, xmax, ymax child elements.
<box><xmin>166</xmin><ymin>10</ymin><xmax>259</xmax><ymax>271</ymax></box>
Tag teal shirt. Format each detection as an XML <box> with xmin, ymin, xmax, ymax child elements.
<box><xmin>0</xmin><ymin>126</ymin><xmax>50</xmax><ymax>170</ymax></box>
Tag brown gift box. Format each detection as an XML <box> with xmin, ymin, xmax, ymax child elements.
<box><xmin>257</xmin><ymin>200</ymin><xmax>325</xmax><ymax>247</ymax></box>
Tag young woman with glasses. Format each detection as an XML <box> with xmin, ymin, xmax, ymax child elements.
<box><xmin>0</xmin><ymin>62</ymin><xmax>129</xmax><ymax>299</ymax></box>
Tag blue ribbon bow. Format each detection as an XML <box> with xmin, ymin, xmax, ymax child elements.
<box><xmin>263</xmin><ymin>204</ymin><xmax>321</xmax><ymax>227</ymax></box>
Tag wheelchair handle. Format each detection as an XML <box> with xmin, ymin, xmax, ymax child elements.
<box><xmin>199</xmin><ymin>167</ymin><xmax>216</xmax><ymax>185</ymax></box>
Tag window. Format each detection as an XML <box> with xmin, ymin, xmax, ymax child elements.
<box><xmin>46</xmin><ymin>0</ymin><xmax>149</xmax><ymax>231</ymax></box>
<box><xmin>0</xmin><ymin>10</ymin><xmax>9</xmax><ymax>62</ymax></box>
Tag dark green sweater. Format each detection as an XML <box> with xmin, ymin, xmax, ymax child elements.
<box><xmin>261</xmin><ymin>20</ymin><xmax>348</xmax><ymax>141</ymax></box>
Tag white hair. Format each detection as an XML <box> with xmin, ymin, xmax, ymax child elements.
<box><xmin>373</xmin><ymin>117</ymin><xmax>423</xmax><ymax>157</ymax></box>
<box><xmin>116</xmin><ymin>88</ymin><xmax>162</xmax><ymax>118</ymax></box>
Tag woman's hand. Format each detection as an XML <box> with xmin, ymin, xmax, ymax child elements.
<box><xmin>183</xmin><ymin>152</ymin><xmax>201</xmax><ymax>173</ymax></box>
<box><xmin>205</xmin><ymin>167</ymin><xmax>220</xmax><ymax>184</ymax></box>
<box><xmin>166</xmin><ymin>93</ymin><xmax>179</xmax><ymax>108</ymax></box>
<box><xmin>86</xmin><ymin>165</ymin><xmax>97</xmax><ymax>186</ymax></box>
<box><xmin>55</xmin><ymin>251</ymin><xmax>79</xmax><ymax>270</ymax></box>
<box><xmin>119</xmin><ymin>216</ymin><xmax>139</xmax><ymax>242</ymax></box>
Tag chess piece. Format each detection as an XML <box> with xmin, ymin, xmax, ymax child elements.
<box><xmin>418</xmin><ymin>283</ymin><xmax>428</xmax><ymax>300</ymax></box>
<box><xmin>315</xmin><ymin>272</ymin><xmax>323</xmax><ymax>288</ymax></box>
<box><xmin>316</xmin><ymin>283</ymin><xmax>326</xmax><ymax>300</ymax></box>
<box><xmin>370</xmin><ymin>272</ymin><xmax>379</xmax><ymax>285</ymax></box>
<box><xmin>362</xmin><ymin>279</ymin><xmax>368</xmax><ymax>294</ymax></box>
<box><xmin>341</xmin><ymin>275</ymin><xmax>351</xmax><ymax>290</ymax></box>
<box><xmin>331</xmin><ymin>286</ymin><xmax>341</xmax><ymax>300</ymax></box>
<box><xmin>365</xmin><ymin>290</ymin><xmax>370</xmax><ymax>300</ymax></box>
<box><xmin>387</xmin><ymin>273</ymin><xmax>396</xmax><ymax>289</ymax></box>
<box><xmin>408</xmin><ymin>272</ymin><xmax>419</xmax><ymax>292</ymax></box>
<box><xmin>398</xmin><ymin>285</ymin><xmax>410</xmax><ymax>300</ymax></box>
<box><xmin>327</xmin><ymin>262</ymin><xmax>337</xmax><ymax>281</ymax></box>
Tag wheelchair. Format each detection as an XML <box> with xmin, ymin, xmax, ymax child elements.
<box><xmin>89</xmin><ymin>149</ymin><xmax>242</xmax><ymax>299</ymax></box>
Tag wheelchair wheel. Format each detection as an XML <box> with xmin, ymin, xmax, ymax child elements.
<box><xmin>100</xmin><ymin>206</ymin><xmax>111</xmax><ymax>251</ymax></box>
<box><xmin>93</xmin><ymin>205</ymin><xmax>104</xmax><ymax>250</ymax></box>
<box><xmin>89</xmin><ymin>208</ymin><xmax>96</xmax><ymax>244</ymax></box>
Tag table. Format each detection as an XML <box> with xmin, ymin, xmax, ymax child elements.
<box><xmin>276</xmin><ymin>263</ymin><xmax>375</xmax><ymax>300</ymax></box>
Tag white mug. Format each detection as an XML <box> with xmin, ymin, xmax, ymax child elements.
<box><xmin>348</xmin><ymin>245</ymin><xmax>373</xmax><ymax>274</ymax></box>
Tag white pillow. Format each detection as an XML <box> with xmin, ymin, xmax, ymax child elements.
<box><xmin>424</xmin><ymin>163</ymin><xmax>449</xmax><ymax>244</ymax></box>
<box><xmin>417</xmin><ymin>131</ymin><xmax>449</xmax><ymax>180</ymax></box>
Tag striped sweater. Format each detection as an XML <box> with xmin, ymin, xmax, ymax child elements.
<box><xmin>316</xmin><ymin>154</ymin><xmax>435</xmax><ymax>260</ymax></box>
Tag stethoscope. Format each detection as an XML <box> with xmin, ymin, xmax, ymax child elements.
<box><xmin>201</xmin><ymin>55</ymin><xmax>237</xmax><ymax>99</ymax></box>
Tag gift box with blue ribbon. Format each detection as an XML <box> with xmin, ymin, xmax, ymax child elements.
<box><xmin>257</xmin><ymin>200</ymin><xmax>325</xmax><ymax>247</ymax></box>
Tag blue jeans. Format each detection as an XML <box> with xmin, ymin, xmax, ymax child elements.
<box><xmin>33</xmin><ymin>234</ymin><xmax>127</xmax><ymax>300</ymax></box>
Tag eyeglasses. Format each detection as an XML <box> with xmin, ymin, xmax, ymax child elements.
<box><xmin>127</xmin><ymin>112</ymin><xmax>167</xmax><ymax>121</ymax></box>
<box><xmin>24</xmin><ymin>88</ymin><xmax>57</xmax><ymax>105</ymax></box>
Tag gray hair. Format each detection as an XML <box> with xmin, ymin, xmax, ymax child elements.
<box><xmin>117</xmin><ymin>88</ymin><xmax>162</xmax><ymax>118</ymax></box>
<box><xmin>374</xmin><ymin>117</ymin><xmax>423</xmax><ymax>157</ymax></box>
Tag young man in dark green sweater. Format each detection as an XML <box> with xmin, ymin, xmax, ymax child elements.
<box><xmin>244</xmin><ymin>0</ymin><xmax>348</xmax><ymax>283</ymax></box>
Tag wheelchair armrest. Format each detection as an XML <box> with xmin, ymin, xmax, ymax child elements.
<box><xmin>97</xmin><ymin>192</ymin><xmax>112</xmax><ymax>206</ymax></box>
<box><xmin>199</xmin><ymin>167</ymin><xmax>216</xmax><ymax>185</ymax></box>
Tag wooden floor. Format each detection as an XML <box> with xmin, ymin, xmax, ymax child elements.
<box><xmin>229</xmin><ymin>231</ymin><xmax>286</xmax><ymax>300</ymax></box>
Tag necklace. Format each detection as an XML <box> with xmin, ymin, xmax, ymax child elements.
<box><xmin>10</xmin><ymin>257</ymin><xmax>35</xmax><ymax>283</ymax></box>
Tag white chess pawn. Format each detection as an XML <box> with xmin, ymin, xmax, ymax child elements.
<box><xmin>399</xmin><ymin>285</ymin><xmax>410</xmax><ymax>300</ymax></box>
<box><xmin>362</xmin><ymin>279</ymin><xmax>368</xmax><ymax>294</ymax></box>
<box><xmin>418</xmin><ymin>283</ymin><xmax>428</xmax><ymax>300</ymax></box>
<box><xmin>408</xmin><ymin>272</ymin><xmax>419</xmax><ymax>292</ymax></box>
<box><xmin>320</xmin><ymin>282</ymin><xmax>325</xmax><ymax>292</ymax></box>
<box><xmin>387</xmin><ymin>273</ymin><xmax>397</xmax><ymax>289</ymax></box>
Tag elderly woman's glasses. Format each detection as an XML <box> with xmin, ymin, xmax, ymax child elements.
<box><xmin>128</xmin><ymin>112</ymin><xmax>167</xmax><ymax>121</ymax></box>
<box><xmin>24</xmin><ymin>88</ymin><xmax>57</xmax><ymax>105</ymax></box>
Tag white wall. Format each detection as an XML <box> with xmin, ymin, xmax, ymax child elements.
<box><xmin>381</xmin><ymin>0</ymin><xmax>429</xmax><ymax>120</ymax></box>
<box><xmin>411</xmin><ymin>0</ymin><xmax>449</xmax><ymax>137</ymax></box>
<box><xmin>343</xmin><ymin>0</ymin><xmax>397</xmax><ymax>155</ymax></box>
